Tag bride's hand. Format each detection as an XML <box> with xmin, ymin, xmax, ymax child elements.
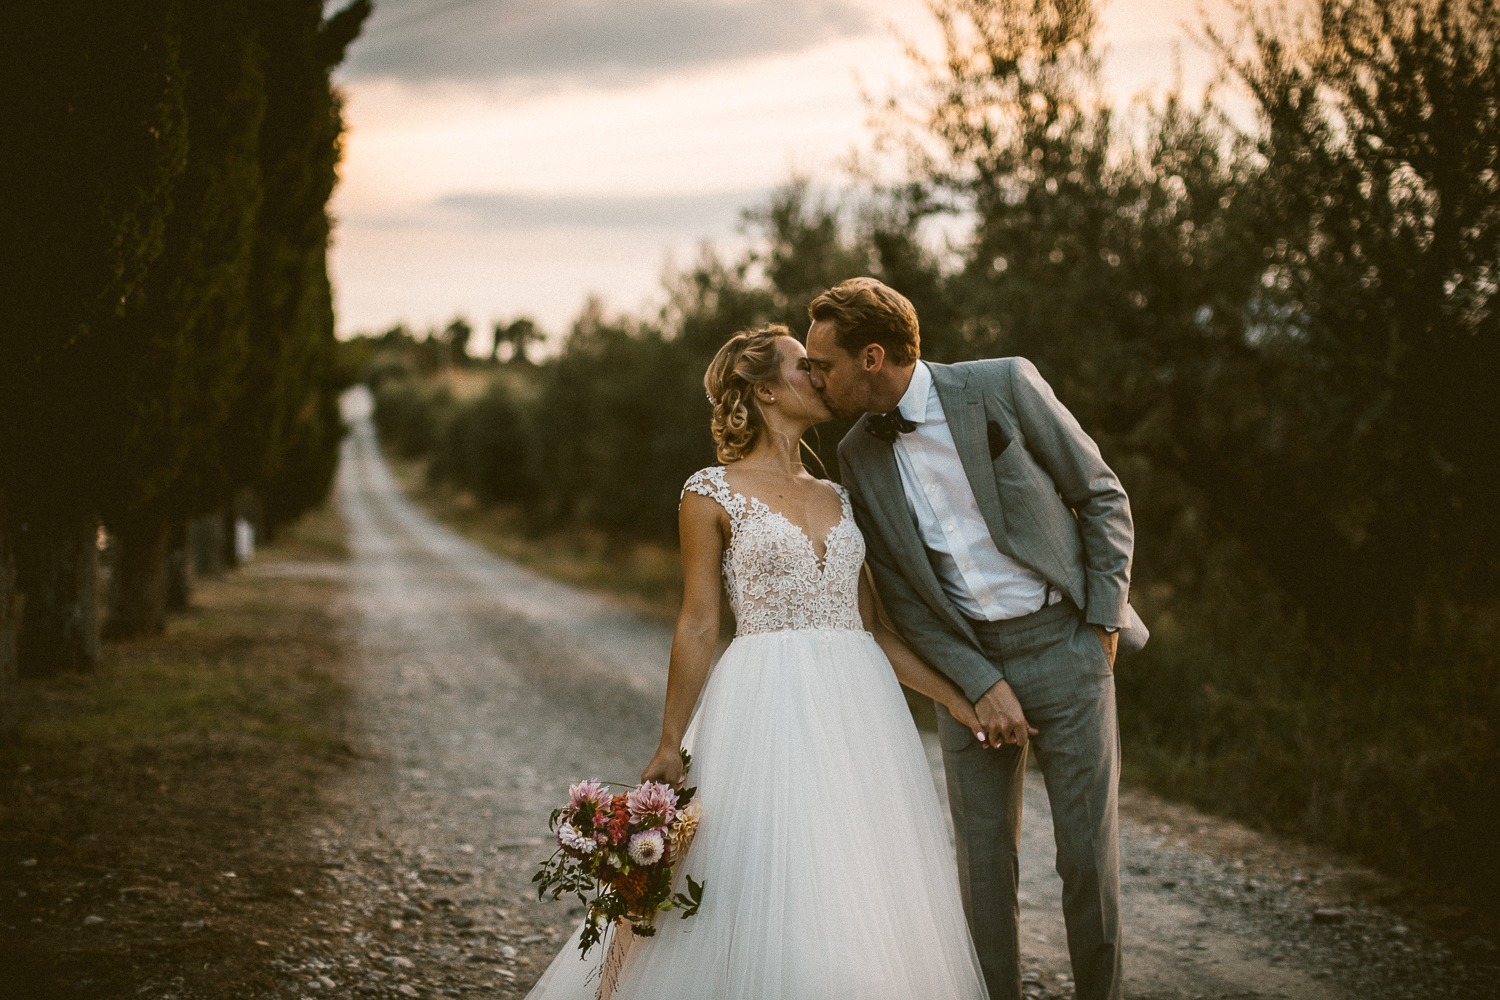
<box><xmin>641</xmin><ymin>743</ymin><xmax>685</xmax><ymax>787</ymax></box>
<box><xmin>948</xmin><ymin>699</ymin><xmax>987</xmax><ymax>744</ymax></box>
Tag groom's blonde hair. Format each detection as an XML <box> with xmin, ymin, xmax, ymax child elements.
<box><xmin>808</xmin><ymin>277</ymin><xmax>920</xmax><ymax>366</ymax></box>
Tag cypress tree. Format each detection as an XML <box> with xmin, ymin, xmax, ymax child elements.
<box><xmin>0</xmin><ymin>490</ymin><xmax>18</xmax><ymax>732</ymax></box>
<box><xmin>225</xmin><ymin>0</ymin><xmax>369</xmax><ymax>538</ymax></box>
<box><xmin>104</xmin><ymin>0</ymin><xmax>268</xmax><ymax>637</ymax></box>
<box><xmin>0</xmin><ymin>0</ymin><xmax>188</xmax><ymax>675</ymax></box>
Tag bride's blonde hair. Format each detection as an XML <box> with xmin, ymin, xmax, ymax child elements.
<box><xmin>704</xmin><ymin>325</ymin><xmax>791</xmax><ymax>463</ymax></box>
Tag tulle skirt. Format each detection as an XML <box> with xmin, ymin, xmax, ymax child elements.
<box><xmin>524</xmin><ymin>628</ymin><xmax>989</xmax><ymax>1000</ymax></box>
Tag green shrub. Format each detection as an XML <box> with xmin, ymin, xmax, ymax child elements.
<box><xmin>429</xmin><ymin>377</ymin><xmax>540</xmax><ymax>508</ymax></box>
<box><xmin>372</xmin><ymin>377</ymin><xmax>452</xmax><ymax>460</ymax></box>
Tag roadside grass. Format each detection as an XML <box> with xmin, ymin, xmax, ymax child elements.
<box><xmin>15</xmin><ymin>659</ymin><xmax>343</xmax><ymax>752</ymax></box>
<box><xmin>0</xmin><ymin>503</ymin><xmax>355</xmax><ymax>1000</ymax></box>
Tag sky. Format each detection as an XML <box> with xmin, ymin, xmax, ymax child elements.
<box><xmin>329</xmin><ymin>0</ymin><xmax>1235</xmax><ymax>349</ymax></box>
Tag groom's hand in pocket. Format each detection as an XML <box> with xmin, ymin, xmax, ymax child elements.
<box><xmin>1092</xmin><ymin>624</ymin><xmax>1118</xmax><ymax>668</ymax></box>
<box><xmin>975</xmin><ymin>680</ymin><xmax>1039</xmax><ymax>749</ymax></box>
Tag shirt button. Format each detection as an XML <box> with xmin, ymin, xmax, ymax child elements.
<box><xmin>963</xmin><ymin>562</ymin><xmax>972</xmax><ymax>570</ymax></box>
<box><xmin>927</xmin><ymin>484</ymin><xmax>937</xmax><ymax>492</ymax></box>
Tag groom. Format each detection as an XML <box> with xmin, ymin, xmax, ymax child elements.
<box><xmin>805</xmin><ymin>278</ymin><xmax>1144</xmax><ymax>1000</ymax></box>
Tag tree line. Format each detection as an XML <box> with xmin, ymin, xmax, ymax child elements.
<box><xmin>363</xmin><ymin>0</ymin><xmax>1500</xmax><ymax>907</ymax></box>
<box><xmin>0</xmin><ymin>0</ymin><xmax>370</xmax><ymax>719</ymax></box>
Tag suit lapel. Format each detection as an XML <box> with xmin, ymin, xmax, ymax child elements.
<box><xmin>929</xmin><ymin>363</ymin><xmax>1013</xmax><ymax>557</ymax></box>
<box><xmin>851</xmin><ymin>418</ymin><xmax>977</xmax><ymax>640</ymax></box>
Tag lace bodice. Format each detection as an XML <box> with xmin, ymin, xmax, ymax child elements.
<box><xmin>681</xmin><ymin>467</ymin><xmax>866</xmax><ymax>636</ymax></box>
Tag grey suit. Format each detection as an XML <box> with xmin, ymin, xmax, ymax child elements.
<box><xmin>838</xmin><ymin>357</ymin><xmax>1143</xmax><ymax>1000</ymax></box>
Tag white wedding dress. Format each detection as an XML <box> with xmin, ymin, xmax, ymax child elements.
<box><xmin>524</xmin><ymin>467</ymin><xmax>989</xmax><ymax>1000</ymax></box>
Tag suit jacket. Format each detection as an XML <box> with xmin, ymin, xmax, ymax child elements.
<box><xmin>838</xmin><ymin>357</ymin><xmax>1147</xmax><ymax>702</ymax></box>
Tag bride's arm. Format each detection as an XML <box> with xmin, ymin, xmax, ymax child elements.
<box><xmin>859</xmin><ymin>567</ymin><xmax>987</xmax><ymax>741</ymax></box>
<box><xmin>641</xmin><ymin>491</ymin><xmax>726</xmax><ymax>786</ymax></box>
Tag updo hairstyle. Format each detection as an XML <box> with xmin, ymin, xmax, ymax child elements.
<box><xmin>704</xmin><ymin>325</ymin><xmax>791</xmax><ymax>463</ymax></box>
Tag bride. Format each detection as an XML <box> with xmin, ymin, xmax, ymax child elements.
<box><xmin>525</xmin><ymin>325</ymin><xmax>990</xmax><ymax>999</ymax></box>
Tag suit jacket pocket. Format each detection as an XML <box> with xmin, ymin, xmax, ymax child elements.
<box><xmin>987</xmin><ymin>420</ymin><xmax>1010</xmax><ymax>460</ymax></box>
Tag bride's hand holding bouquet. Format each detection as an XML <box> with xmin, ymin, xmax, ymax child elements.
<box><xmin>640</xmin><ymin>741</ymin><xmax>686</xmax><ymax>787</ymax></box>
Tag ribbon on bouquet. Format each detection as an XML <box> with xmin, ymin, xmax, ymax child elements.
<box><xmin>595</xmin><ymin>918</ymin><xmax>639</xmax><ymax>1000</ymax></box>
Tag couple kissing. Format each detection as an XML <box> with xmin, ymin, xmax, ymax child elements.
<box><xmin>527</xmin><ymin>277</ymin><xmax>1145</xmax><ymax>1000</ymax></box>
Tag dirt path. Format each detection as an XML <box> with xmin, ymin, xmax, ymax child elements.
<box><xmin>277</xmin><ymin>392</ymin><xmax>1491</xmax><ymax>1000</ymax></box>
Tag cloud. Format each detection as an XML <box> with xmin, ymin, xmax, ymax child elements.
<box><xmin>430</xmin><ymin>188</ymin><xmax>768</xmax><ymax>231</ymax></box>
<box><xmin>339</xmin><ymin>0</ymin><xmax>876</xmax><ymax>84</ymax></box>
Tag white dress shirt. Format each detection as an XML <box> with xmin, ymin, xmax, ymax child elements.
<box><xmin>891</xmin><ymin>362</ymin><xmax>1056</xmax><ymax>621</ymax></box>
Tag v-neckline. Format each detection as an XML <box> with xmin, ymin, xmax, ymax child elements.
<box><xmin>751</xmin><ymin>500</ymin><xmax>845</xmax><ymax>573</ymax></box>
<box><xmin>720</xmin><ymin>475</ymin><xmax>847</xmax><ymax>573</ymax></box>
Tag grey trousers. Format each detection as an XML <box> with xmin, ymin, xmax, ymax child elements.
<box><xmin>934</xmin><ymin>600</ymin><xmax>1123</xmax><ymax>1000</ymax></box>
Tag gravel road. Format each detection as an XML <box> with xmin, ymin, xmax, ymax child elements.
<box><xmin>261</xmin><ymin>392</ymin><xmax>1493</xmax><ymax>1000</ymax></box>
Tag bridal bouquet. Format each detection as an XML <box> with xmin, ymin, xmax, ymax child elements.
<box><xmin>532</xmin><ymin>749</ymin><xmax>706</xmax><ymax>958</ymax></box>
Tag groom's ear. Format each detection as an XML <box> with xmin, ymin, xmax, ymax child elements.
<box><xmin>862</xmin><ymin>343</ymin><xmax>886</xmax><ymax>374</ymax></box>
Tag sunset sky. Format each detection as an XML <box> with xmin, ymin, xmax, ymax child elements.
<box><xmin>329</xmin><ymin>0</ymin><xmax>1235</xmax><ymax>347</ymax></box>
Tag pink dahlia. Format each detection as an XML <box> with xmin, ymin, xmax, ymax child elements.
<box><xmin>627</xmin><ymin>829</ymin><xmax>665</xmax><ymax>866</ymax></box>
<box><xmin>568</xmin><ymin>780</ymin><xmax>613</xmax><ymax>811</ymax></box>
<box><xmin>626</xmin><ymin>781</ymin><xmax>678</xmax><ymax>828</ymax></box>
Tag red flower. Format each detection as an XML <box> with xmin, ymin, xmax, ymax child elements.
<box><xmin>605</xmin><ymin>797</ymin><xmax>632</xmax><ymax>844</ymax></box>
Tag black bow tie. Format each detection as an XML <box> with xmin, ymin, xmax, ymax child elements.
<box><xmin>864</xmin><ymin>409</ymin><xmax>918</xmax><ymax>443</ymax></box>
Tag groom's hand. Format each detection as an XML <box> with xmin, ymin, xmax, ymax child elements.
<box><xmin>975</xmin><ymin>680</ymin><xmax>1039</xmax><ymax>749</ymax></box>
<box><xmin>1092</xmin><ymin>624</ymin><xmax>1118</xmax><ymax>668</ymax></box>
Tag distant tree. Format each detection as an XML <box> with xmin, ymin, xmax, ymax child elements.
<box><xmin>380</xmin><ymin>323</ymin><xmax>413</xmax><ymax>347</ymax></box>
<box><xmin>492</xmin><ymin>317</ymin><xmax>544</xmax><ymax>364</ymax></box>
<box><xmin>659</xmin><ymin>249</ymin><xmax>775</xmax><ymax>357</ymax></box>
<box><xmin>445</xmin><ymin>316</ymin><xmax>474</xmax><ymax>366</ymax></box>
<box><xmin>875</xmin><ymin>0</ymin><xmax>1134</xmax><ymax>399</ymax></box>
<box><xmin>362</xmin><ymin>325</ymin><xmax>419</xmax><ymax>392</ymax></box>
<box><xmin>528</xmin><ymin>300</ymin><xmax>714</xmax><ymax>540</ymax></box>
<box><xmin>742</xmin><ymin>180</ymin><xmax>874</xmax><ymax>332</ymax></box>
